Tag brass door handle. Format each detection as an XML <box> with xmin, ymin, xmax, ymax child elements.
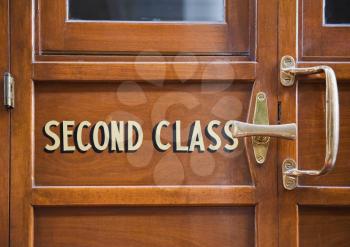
<box><xmin>231</xmin><ymin>56</ymin><xmax>339</xmax><ymax>190</ymax></box>
<box><xmin>231</xmin><ymin>92</ymin><xmax>297</xmax><ymax>165</ymax></box>
<box><xmin>232</xmin><ymin>121</ymin><xmax>296</xmax><ymax>140</ymax></box>
<box><xmin>280</xmin><ymin>56</ymin><xmax>340</xmax><ymax>190</ymax></box>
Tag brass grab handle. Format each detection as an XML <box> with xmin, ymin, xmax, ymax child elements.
<box><xmin>280</xmin><ymin>56</ymin><xmax>340</xmax><ymax>190</ymax></box>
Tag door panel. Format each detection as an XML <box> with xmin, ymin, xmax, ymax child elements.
<box><xmin>279</xmin><ymin>0</ymin><xmax>350</xmax><ymax>246</ymax></box>
<box><xmin>300</xmin><ymin>0</ymin><xmax>350</xmax><ymax>60</ymax></box>
<box><xmin>11</xmin><ymin>0</ymin><xmax>278</xmax><ymax>246</ymax></box>
<box><xmin>34</xmin><ymin>206</ymin><xmax>255</xmax><ymax>247</ymax></box>
<box><xmin>34</xmin><ymin>81</ymin><xmax>253</xmax><ymax>186</ymax></box>
<box><xmin>299</xmin><ymin>206</ymin><xmax>350</xmax><ymax>247</ymax></box>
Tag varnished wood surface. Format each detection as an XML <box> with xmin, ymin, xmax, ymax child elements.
<box><xmin>278</xmin><ymin>2</ymin><xmax>298</xmax><ymax>247</ymax></box>
<box><xmin>0</xmin><ymin>0</ymin><xmax>9</xmax><ymax>245</ymax></box>
<box><xmin>34</xmin><ymin>54</ymin><xmax>253</xmax><ymax>62</ymax></box>
<box><xmin>11</xmin><ymin>0</ymin><xmax>280</xmax><ymax>246</ymax></box>
<box><xmin>279</xmin><ymin>1</ymin><xmax>350</xmax><ymax>247</ymax></box>
<box><xmin>35</xmin><ymin>81</ymin><xmax>252</xmax><ymax>186</ymax></box>
<box><xmin>10</xmin><ymin>0</ymin><xmax>33</xmax><ymax>246</ymax></box>
<box><xmin>299</xmin><ymin>206</ymin><xmax>350</xmax><ymax>247</ymax></box>
<box><xmin>296</xmin><ymin>187</ymin><xmax>350</xmax><ymax>206</ymax></box>
<box><xmin>250</xmin><ymin>0</ymin><xmax>279</xmax><ymax>246</ymax></box>
<box><xmin>34</xmin><ymin>206</ymin><xmax>255</xmax><ymax>247</ymax></box>
<box><xmin>300</xmin><ymin>0</ymin><xmax>350</xmax><ymax>61</ymax></box>
<box><xmin>33</xmin><ymin>62</ymin><xmax>257</xmax><ymax>81</ymax></box>
<box><xmin>38</xmin><ymin>0</ymin><xmax>255</xmax><ymax>56</ymax></box>
<box><xmin>31</xmin><ymin>186</ymin><xmax>256</xmax><ymax>206</ymax></box>
<box><xmin>9</xmin><ymin>0</ymin><xmax>350</xmax><ymax>246</ymax></box>
<box><xmin>298</xmin><ymin>81</ymin><xmax>350</xmax><ymax>186</ymax></box>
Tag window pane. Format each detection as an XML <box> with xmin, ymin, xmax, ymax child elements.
<box><xmin>325</xmin><ymin>0</ymin><xmax>350</xmax><ymax>24</ymax></box>
<box><xmin>69</xmin><ymin>0</ymin><xmax>225</xmax><ymax>22</ymax></box>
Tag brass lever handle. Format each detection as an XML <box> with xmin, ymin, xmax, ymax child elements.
<box><xmin>232</xmin><ymin>121</ymin><xmax>297</xmax><ymax>140</ymax></box>
<box><xmin>230</xmin><ymin>92</ymin><xmax>296</xmax><ymax>165</ymax></box>
<box><xmin>280</xmin><ymin>56</ymin><xmax>340</xmax><ymax>190</ymax></box>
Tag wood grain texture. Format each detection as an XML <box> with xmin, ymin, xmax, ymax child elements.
<box><xmin>279</xmin><ymin>1</ymin><xmax>350</xmax><ymax>247</ymax></box>
<box><xmin>299</xmin><ymin>206</ymin><xmax>350</xmax><ymax>247</ymax></box>
<box><xmin>0</xmin><ymin>0</ymin><xmax>9</xmax><ymax>245</ymax></box>
<box><xmin>37</xmin><ymin>0</ymin><xmax>255</xmax><ymax>55</ymax></box>
<box><xmin>297</xmin><ymin>187</ymin><xmax>350</xmax><ymax>206</ymax></box>
<box><xmin>253</xmin><ymin>0</ymin><xmax>279</xmax><ymax>246</ymax></box>
<box><xmin>300</xmin><ymin>0</ymin><xmax>350</xmax><ymax>61</ymax></box>
<box><xmin>11</xmin><ymin>0</ymin><xmax>280</xmax><ymax>246</ymax></box>
<box><xmin>31</xmin><ymin>186</ymin><xmax>256</xmax><ymax>206</ymax></box>
<box><xmin>34</xmin><ymin>55</ymin><xmax>253</xmax><ymax>62</ymax></box>
<box><xmin>33</xmin><ymin>62</ymin><xmax>257</xmax><ymax>81</ymax></box>
<box><xmin>34</xmin><ymin>81</ymin><xmax>253</xmax><ymax>186</ymax></box>
<box><xmin>298</xmin><ymin>81</ymin><xmax>350</xmax><ymax>186</ymax></box>
<box><xmin>10</xmin><ymin>0</ymin><xmax>34</xmax><ymax>246</ymax></box>
<box><xmin>34</xmin><ymin>206</ymin><xmax>255</xmax><ymax>247</ymax></box>
<box><xmin>278</xmin><ymin>2</ymin><xmax>299</xmax><ymax>247</ymax></box>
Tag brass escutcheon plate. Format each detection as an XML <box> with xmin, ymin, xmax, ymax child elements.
<box><xmin>252</xmin><ymin>92</ymin><xmax>270</xmax><ymax>164</ymax></box>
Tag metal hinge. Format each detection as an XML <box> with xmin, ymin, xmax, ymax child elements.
<box><xmin>4</xmin><ymin>72</ymin><xmax>14</xmax><ymax>109</ymax></box>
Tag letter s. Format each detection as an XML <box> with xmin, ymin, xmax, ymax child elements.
<box><xmin>206</xmin><ymin>120</ymin><xmax>222</xmax><ymax>152</ymax></box>
<box><xmin>44</xmin><ymin>120</ymin><xmax>60</xmax><ymax>152</ymax></box>
<box><xmin>223</xmin><ymin>120</ymin><xmax>239</xmax><ymax>152</ymax></box>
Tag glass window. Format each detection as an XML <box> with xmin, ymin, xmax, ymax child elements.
<box><xmin>325</xmin><ymin>0</ymin><xmax>350</xmax><ymax>24</ymax></box>
<box><xmin>69</xmin><ymin>0</ymin><xmax>225</xmax><ymax>22</ymax></box>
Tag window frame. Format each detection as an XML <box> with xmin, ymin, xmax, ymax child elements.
<box><xmin>36</xmin><ymin>0</ymin><xmax>255</xmax><ymax>56</ymax></box>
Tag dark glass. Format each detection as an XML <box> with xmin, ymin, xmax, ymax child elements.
<box><xmin>69</xmin><ymin>0</ymin><xmax>225</xmax><ymax>22</ymax></box>
<box><xmin>325</xmin><ymin>0</ymin><xmax>350</xmax><ymax>24</ymax></box>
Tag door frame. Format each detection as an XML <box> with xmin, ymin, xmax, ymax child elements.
<box><xmin>0</xmin><ymin>0</ymin><xmax>10</xmax><ymax>245</ymax></box>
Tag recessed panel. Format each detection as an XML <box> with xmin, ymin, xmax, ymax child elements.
<box><xmin>299</xmin><ymin>206</ymin><xmax>350</xmax><ymax>247</ymax></box>
<box><xmin>298</xmin><ymin>81</ymin><xmax>350</xmax><ymax>186</ymax></box>
<box><xmin>300</xmin><ymin>0</ymin><xmax>350</xmax><ymax>60</ymax></box>
<box><xmin>34</xmin><ymin>206</ymin><xmax>255</xmax><ymax>247</ymax></box>
<box><xmin>69</xmin><ymin>0</ymin><xmax>225</xmax><ymax>22</ymax></box>
<box><xmin>35</xmin><ymin>81</ymin><xmax>253</xmax><ymax>186</ymax></box>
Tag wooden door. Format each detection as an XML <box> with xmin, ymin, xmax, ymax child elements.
<box><xmin>10</xmin><ymin>0</ymin><xmax>279</xmax><ymax>246</ymax></box>
<box><xmin>279</xmin><ymin>0</ymin><xmax>350</xmax><ymax>246</ymax></box>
